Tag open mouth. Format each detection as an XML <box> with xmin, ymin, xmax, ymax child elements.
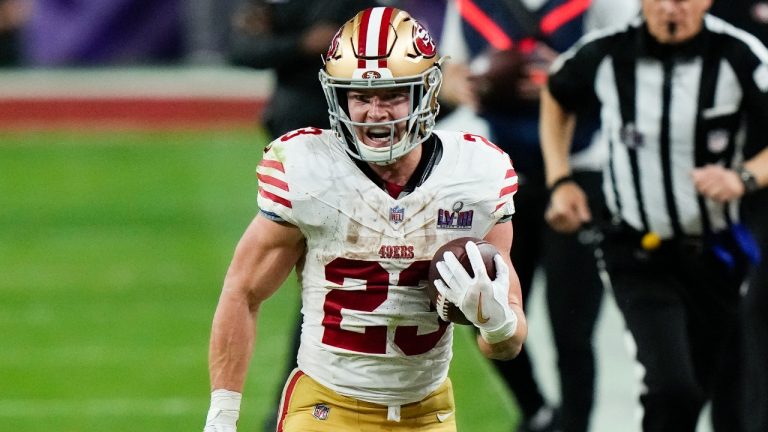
<box><xmin>365</xmin><ymin>127</ymin><xmax>392</xmax><ymax>145</ymax></box>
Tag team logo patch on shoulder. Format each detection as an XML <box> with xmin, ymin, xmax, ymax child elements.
<box><xmin>437</xmin><ymin>201</ymin><xmax>474</xmax><ymax>230</ymax></box>
<box><xmin>312</xmin><ymin>403</ymin><xmax>330</xmax><ymax>420</ymax></box>
<box><xmin>390</xmin><ymin>205</ymin><xmax>405</xmax><ymax>224</ymax></box>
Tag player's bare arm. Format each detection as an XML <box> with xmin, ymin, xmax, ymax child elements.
<box><xmin>743</xmin><ymin>148</ymin><xmax>768</xmax><ymax>189</ymax></box>
<box><xmin>540</xmin><ymin>86</ymin><xmax>590</xmax><ymax>233</ymax></box>
<box><xmin>477</xmin><ymin>221</ymin><xmax>527</xmax><ymax>360</ymax></box>
<box><xmin>210</xmin><ymin>215</ymin><xmax>305</xmax><ymax>390</ymax></box>
<box><xmin>205</xmin><ymin>215</ymin><xmax>304</xmax><ymax>431</ymax></box>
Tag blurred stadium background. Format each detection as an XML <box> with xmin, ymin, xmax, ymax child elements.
<box><xmin>0</xmin><ymin>1</ymin><xmax>712</xmax><ymax>431</ymax></box>
<box><xmin>0</xmin><ymin>66</ymin><xmax>532</xmax><ymax>431</ymax></box>
<box><xmin>0</xmin><ymin>0</ymin><xmax>530</xmax><ymax>426</ymax></box>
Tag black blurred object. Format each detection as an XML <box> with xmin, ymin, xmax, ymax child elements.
<box><xmin>470</xmin><ymin>42</ymin><xmax>554</xmax><ymax>115</ymax></box>
<box><xmin>0</xmin><ymin>0</ymin><xmax>28</xmax><ymax>66</ymax></box>
<box><xmin>470</xmin><ymin>48</ymin><xmax>528</xmax><ymax>113</ymax></box>
<box><xmin>228</xmin><ymin>0</ymin><xmax>377</xmax><ymax>136</ymax></box>
<box><xmin>516</xmin><ymin>405</ymin><xmax>562</xmax><ymax>432</ymax></box>
<box><xmin>0</xmin><ymin>29</ymin><xmax>19</xmax><ymax>66</ymax></box>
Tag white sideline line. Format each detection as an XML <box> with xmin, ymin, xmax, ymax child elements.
<box><xmin>0</xmin><ymin>67</ymin><xmax>275</xmax><ymax>99</ymax></box>
<box><xmin>0</xmin><ymin>398</ymin><xmax>201</xmax><ymax>417</ymax></box>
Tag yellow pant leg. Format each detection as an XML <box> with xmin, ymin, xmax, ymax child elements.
<box><xmin>276</xmin><ymin>369</ymin><xmax>457</xmax><ymax>432</ymax></box>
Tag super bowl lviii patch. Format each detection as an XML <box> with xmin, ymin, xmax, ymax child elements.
<box><xmin>437</xmin><ymin>201</ymin><xmax>473</xmax><ymax>230</ymax></box>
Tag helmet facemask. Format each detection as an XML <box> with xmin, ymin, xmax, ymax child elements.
<box><xmin>319</xmin><ymin>7</ymin><xmax>442</xmax><ymax>165</ymax></box>
<box><xmin>319</xmin><ymin>66</ymin><xmax>442</xmax><ymax>165</ymax></box>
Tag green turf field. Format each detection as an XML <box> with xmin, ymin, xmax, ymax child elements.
<box><xmin>0</xmin><ymin>128</ymin><xmax>520</xmax><ymax>431</ymax></box>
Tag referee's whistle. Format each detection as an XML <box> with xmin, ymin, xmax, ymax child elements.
<box><xmin>667</xmin><ymin>22</ymin><xmax>677</xmax><ymax>38</ymax></box>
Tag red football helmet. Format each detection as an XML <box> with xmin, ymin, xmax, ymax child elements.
<box><xmin>319</xmin><ymin>7</ymin><xmax>443</xmax><ymax>165</ymax></box>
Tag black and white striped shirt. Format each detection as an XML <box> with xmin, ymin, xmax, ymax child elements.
<box><xmin>549</xmin><ymin>15</ymin><xmax>768</xmax><ymax>239</ymax></box>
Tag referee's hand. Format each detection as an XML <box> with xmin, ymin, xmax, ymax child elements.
<box><xmin>691</xmin><ymin>164</ymin><xmax>744</xmax><ymax>203</ymax></box>
<box><xmin>545</xmin><ymin>182</ymin><xmax>591</xmax><ymax>233</ymax></box>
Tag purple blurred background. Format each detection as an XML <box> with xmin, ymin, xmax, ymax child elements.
<box><xmin>1</xmin><ymin>0</ymin><xmax>445</xmax><ymax>67</ymax></box>
<box><xmin>22</xmin><ymin>0</ymin><xmax>183</xmax><ymax>66</ymax></box>
<box><xmin>1</xmin><ymin>0</ymin><xmax>243</xmax><ymax>67</ymax></box>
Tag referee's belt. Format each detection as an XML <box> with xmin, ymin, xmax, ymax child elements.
<box><xmin>606</xmin><ymin>221</ymin><xmax>760</xmax><ymax>269</ymax></box>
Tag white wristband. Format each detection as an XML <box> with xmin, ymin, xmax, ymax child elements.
<box><xmin>205</xmin><ymin>389</ymin><xmax>242</xmax><ymax>428</ymax></box>
<box><xmin>479</xmin><ymin>312</ymin><xmax>518</xmax><ymax>345</ymax></box>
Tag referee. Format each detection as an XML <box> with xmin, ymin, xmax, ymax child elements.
<box><xmin>708</xmin><ymin>3</ymin><xmax>768</xmax><ymax>431</ymax></box>
<box><xmin>539</xmin><ymin>0</ymin><xmax>768</xmax><ymax>431</ymax></box>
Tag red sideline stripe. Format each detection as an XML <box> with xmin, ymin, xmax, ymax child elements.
<box><xmin>495</xmin><ymin>201</ymin><xmax>507</xmax><ymax>212</ymax></box>
<box><xmin>277</xmin><ymin>370</ymin><xmax>305</xmax><ymax>432</ymax></box>
<box><xmin>540</xmin><ymin>0</ymin><xmax>592</xmax><ymax>35</ymax></box>
<box><xmin>499</xmin><ymin>184</ymin><xmax>519</xmax><ymax>197</ymax></box>
<box><xmin>457</xmin><ymin>0</ymin><xmax>513</xmax><ymax>50</ymax></box>
<box><xmin>0</xmin><ymin>98</ymin><xmax>265</xmax><ymax>129</ymax></box>
<box><xmin>259</xmin><ymin>187</ymin><xmax>292</xmax><ymax>209</ymax></box>
<box><xmin>257</xmin><ymin>173</ymin><xmax>289</xmax><ymax>192</ymax></box>
<box><xmin>505</xmin><ymin>169</ymin><xmax>517</xmax><ymax>179</ymax></box>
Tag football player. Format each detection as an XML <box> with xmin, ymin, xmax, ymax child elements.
<box><xmin>203</xmin><ymin>7</ymin><xmax>527</xmax><ymax>432</ymax></box>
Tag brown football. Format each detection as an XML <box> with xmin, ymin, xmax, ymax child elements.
<box><xmin>427</xmin><ymin>237</ymin><xmax>499</xmax><ymax>325</ymax></box>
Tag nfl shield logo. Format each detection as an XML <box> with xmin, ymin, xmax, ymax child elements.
<box><xmin>390</xmin><ymin>206</ymin><xmax>405</xmax><ymax>224</ymax></box>
<box><xmin>620</xmin><ymin>122</ymin><xmax>644</xmax><ymax>149</ymax></box>
<box><xmin>707</xmin><ymin>129</ymin><xmax>729</xmax><ymax>154</ymax></box>
<box><xmin>312</xmin><ymin>403</ymin><xmax>330</xmax><ymax>420</ymax></box>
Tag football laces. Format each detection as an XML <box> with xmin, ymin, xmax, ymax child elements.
<box><xmin>435</xmin><ymin>293</ymin><xmax>451</xmax><ymax>322</ymax></box>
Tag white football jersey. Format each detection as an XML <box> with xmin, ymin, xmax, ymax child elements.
<box><xmin>256</xmin><ymin>127</ymin><xmax>517</xmax><ymax>407</ymax></box>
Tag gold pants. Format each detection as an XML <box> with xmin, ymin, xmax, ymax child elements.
<box><xmin>276</xmin><ymin>369</ymin><xmax>457</xmax><ymax>432</ymax></box>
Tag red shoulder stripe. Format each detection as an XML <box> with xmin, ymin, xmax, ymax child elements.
<box><xmin>259</xmin><ymin>187</ymin><xmax>292</xmax><ymax>209</ymax></box>
<box><xmin>259</xmin><ymin>159</ymin><xmax>285</xmax><ymax>172</ymax></box>
<box><xmin>499</xmin><ymin>184</ymin><xmax>519</xmax><ymax>198</ymax></box>
<box><xmin>257</xmin><ymin>173</ymin><xmax>289</xmax><ymax>192</ymax></box>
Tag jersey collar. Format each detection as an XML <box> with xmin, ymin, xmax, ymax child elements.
<box><xmin>353</xmin><ymin>135</ymin><xmax>443</xmax><ymax>199</ymax></box>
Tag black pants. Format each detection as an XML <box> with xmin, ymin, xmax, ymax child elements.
<box><xmin>492</xmin><ymin>170</ymin><xmax>604</xmax><ymax>432</ymax></box>
<box><xmin>604</xmin><ymin>227</ymin><xmax>743</xmax><ymax>432</ymax></box>
<box><xmin>741</xmin><ymin>260</ymin><xmax>767</xmax><ymax>432</ymax></box>
<box><xmin>741</xmin><ymin>189</ymin><xmax>768</xmax><ymax>432</ymax></box>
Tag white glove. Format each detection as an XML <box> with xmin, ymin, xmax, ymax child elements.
<box><xmin>434</xmin><ymin>241</ymin><xmax>518</xmax><ymax>344</ymax></box>
<box><xmin>204</xmin><ymin>389</ymin><xmax>241</xmax><ymax>432</ymax></box>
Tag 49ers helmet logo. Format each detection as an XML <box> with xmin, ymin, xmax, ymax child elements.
<box><xmin>412</xmin><ymin>21</ymin><xmax>436</xmax><ymax>57</ymax></box>
<box><xmin>326</xmin><ymin>28</ymin><xmax>343</xmax><ymax>60</ymax></box>
<box><xmin>362</xmin><ymin>70</ymin><xmax>381</xmax><ymax>79</ymax></box>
